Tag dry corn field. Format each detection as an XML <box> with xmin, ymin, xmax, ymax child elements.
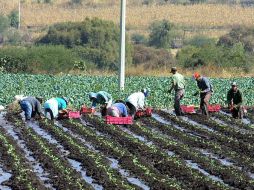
<box><xmin>1</xmin><ymin>0</ymin><xmax>254</xmax><ymax>38</ymax></box>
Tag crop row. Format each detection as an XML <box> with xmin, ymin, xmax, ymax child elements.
<box><xmin>37</xmin><ymin>119</ymin><xmax>139</xmax><ymax>190</ymax></box>
<box><xmin>184</xmin><ymin>113</ymin><xmax>254</xmax><ymax>158</ymax></box>
<box><xmin>124</xmin><ymin>120</ymin><xmax>254</xmax><ymax>189</ymax></box>
<box><xmin>83</xmin><ymin>115</ymin><xmax>230</xmax><ymax>190</ymax></box>
<box><xmin>0</xmin><ymin>126</ymin><xmax>46</xmax><ymax>190</ymax></box>
<box><xmin>146</xmin><ymin>112</ymin><xmax>254</xmax><ymax>172</ymax></box>
<box><xmin>5</xmin><ymin>113</ymin><xmax>93</xmax><ymax>190</ymax></box>
<box><xmin>61</xmin><ymin>119</ymin><xmax>183</xmax><ymax>190</ymax></box>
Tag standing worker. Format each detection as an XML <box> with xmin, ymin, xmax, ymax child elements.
<box><xmin>168</xmin><ymin>67</ymin><xmax>185</xmax><ymax>116</ymax></box>
<box><xmin>227</xmin><ymin>82</ymin><xmax>243</xmax><ymax>119</ymax></box>
<box><xmin>126</xmin><ymin>89</ymin><xmax>149</xmax><ymax>117</ymax></box>
<box><xmin>19</xmin><ymin>96</ymin><xmax>44</xmax><ymax>121</ymax></box>
<box><xmin>193</xmin><ymin>72</ymin><xmax>213</xmax><ymax>117</ymax></box>
<box><xmin>44</xmin><ymin>97</ymin><xmax>68</xmax><ymax>120</ymax></box>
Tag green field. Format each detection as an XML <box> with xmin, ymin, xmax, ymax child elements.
<box><xmin>1</xmin><ymin>73</ymin><xmax>254</xmax><ymax>108</ymax></box>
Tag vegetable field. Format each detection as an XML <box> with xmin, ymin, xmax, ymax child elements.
<box><xmin>1</xmin><ymin>73</ymin><xmax>254</xmax><ymax>189</ymax></box>
<box><xmin>1</xmin><ymin>108</ymin><xmax>254</xmax><ymax>189</ymax></box>
<box><xmin>0</xmin><ymin>73</ymin><xmax>254</xmax><ymax>108</ymax></box>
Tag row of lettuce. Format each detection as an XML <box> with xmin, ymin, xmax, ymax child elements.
<box><xmin>0</xmin><ymin>73</ymin><xmax>253</xmax><ymax>108</ymax></box>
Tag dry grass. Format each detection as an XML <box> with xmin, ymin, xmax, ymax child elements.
<box><xmin>1</xmin><ymin>1</ymin><xmax>254</xmax><ymax>38</ymax></box>
<box><xmin>125</xmin><ymin>64</ymin><xmax>253</xmax><ymax>78</ymax></box>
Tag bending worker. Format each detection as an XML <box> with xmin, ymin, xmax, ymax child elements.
<box><xmin>44</xmin><ymin>97</ymin><xmax>68</xmax><ymax>120</ymax></box>
<box><xmin>19</xmin><ymin>96</ymin><xmax>43</xmax><ymax>121</ymax></box>
<box><xmin>168</xmin><ymin>67</ymin><xmax>185</xmax><ymax>116</ymax></box>
<box><xmin>107</xmin><ymin>102</ymin><xmax>128</xmax><ymax>117</ymax></box>
<box><xmin>89</xmin><ymin>91</ymin><xmax>113</xmax><ymax>109</ymax></box>
<box><xmin>193</xmin><ymin>72</ymin><xmax>213</xmax><ymax>117</ymax></box>
<box><xmin>227</xmin><ymin>82</ymin><xmax>243</xmax><ymax>119</ymax></box>
<box><xmin>126</xmin><ymin>88</ymin><xmax>149</xmax><ymax>117</ymax></box>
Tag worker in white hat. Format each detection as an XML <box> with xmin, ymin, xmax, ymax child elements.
<box><xmin>227</xmin><ymin>82</ymin><xmax>243</xmax><ymax>119</ymax></box>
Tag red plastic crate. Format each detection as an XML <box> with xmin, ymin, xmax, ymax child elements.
<box><xmin>68</xmin><ymin>111</ymin><xmax>81</xmax><ymax>119</ymax></box>
<box><xmin>208</xmin><ymin>105</ymin><xmax>221</xmax><ymax>112</ymax></box>
<box><xmin>145</xmin><ymin>107</ymin><xmax>152</xmax><ymax>116</ymax></box>
<box><xmin>80</xmin><ymin>105</ymin><xmax>95</xmax><ymax>114</ymax></box>
<box><xmin>135</xmin><ymin>107</ymin><xmax>153</xmax><ymax>118</ymax></box>
<box><xmin>181</xmin><ymin>105</ymin><xmax>195</xmax><ymax>113</ymax></box>
<box><xmin>105</xmin><ymin>116</ymin><xmax>133</xmax><ymax>125</ymax></box>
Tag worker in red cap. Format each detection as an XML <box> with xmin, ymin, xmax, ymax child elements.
<box><xmin>168</xmin><ymin>67</ymin><xmax>185</xmax><ymax>116</ymax></box>
<box><xmin>227</xmin><ymin>82</ymin><xmax>243</xmax><ymax>119</ymax></box>
<box><xmin>193</xmin><ymin>72</ymin><xmax>213</xmax><ymax>117</ymax></box>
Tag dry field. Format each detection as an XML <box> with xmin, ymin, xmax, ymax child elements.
<box><xmin>1</xmin><ymin>0</ymin><xmax>254</xmax><ymax>38</ymax></box>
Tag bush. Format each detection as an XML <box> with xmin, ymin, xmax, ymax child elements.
<box><xmin>133</xmin><ymin>44</ymin><xmax>175</xmax><ymax>69</ymax></box>
<box><xmin>148</xmin><ymin>20</ymin><xmax>176</xmax><ymax>49</ymax></box>
<box><xmin>37</xmin><ymin>18</ymin><xmax>133</xmax><ymax>69</ymax></box>
<box><xmin>0</xmin><ymin>45</ymin><xmax>82</xmax><ymax>74</ymax></box>
<box><xmin>184</xmin><ymin>35</ymin><xmax>216</xmax><ymax>48</ymax></box>
<box><xmin>176</xmin><ymin>43</ymin><xmax>252</xmax><ymax>72</ymax></box>
<box><xmin>0</xmin><ymin>56</ymin><xmax>28</xmax><ymax>73</ymax></box>
<box><xmin>36</xmin><ymin>0</ymin><xmax>53</xmax><ymax>3</ymax></box>
<box><xmin>218</xmin><ymin>26</ymin><xmax>254</xmax><ymax>53</ymax></box>
<box><xmin>5</xmin><ymin>29</ymin><xmax>22</xmax><ymax>45</ymax></box>
<box><xmin>0</xmin><ymin>15</ymin><xmax>10</xmax><ymax>33</ymax></box>
<box><xmin>131</xmin><ymin>33</ymin><xmax>147</xmax><ymax>44</ymax></box>
<box><xmin>71</xmin><ymin>0</ymin><xmax>83</xmax><ymax>4</ymax></box>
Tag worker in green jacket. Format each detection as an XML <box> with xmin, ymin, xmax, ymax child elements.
<box><xmin>227</xmin><ymin>82</ymin><xmax>243</xmax><ymax>119</ymax></box>
<box><xmin>168</xmin><ymin>67</ymin><xmax>185</xmax><ymax>116</ymax></box>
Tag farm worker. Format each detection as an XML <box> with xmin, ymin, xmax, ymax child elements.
<box><xmin>193</xmin><ymin>72</ymin><xmax>213</xmax><ymax>117</ymax></box>
<box><xmin>227</xmin><ymin>82</ymin><xmax>243</xmax><ymax>119</ymax></box>
<box><xmin>44</xmin><ymin>97</ymin><xmax>68</xmax><ymax>120</ymax></box>
<box><xmin>168</xmin><ymin>67</ymin><xmax>185</xmax><ymax>116</ymax></box>
<box><xmin>19</xmin><ymin>96</ymin><xmax>44</xmax><ymax>121</ymax></box>
<box><xmin>126</xmin><ymin>88</ymin><xmax>149</xmax><ymax>117</ymax></box>
<box><xmin>88</xmin><ymin>91</ymin><xmax>113</xmax><ymax>109</ymax></box>
<box><xmin>15</xmin><ymin>95</ymin><xmax>27</xmax><ymax>102</ymax></box>
<box><xmin>106</xmin><ymin>102</ymin><xmax>128</xmax><ymax>117</ymax></box>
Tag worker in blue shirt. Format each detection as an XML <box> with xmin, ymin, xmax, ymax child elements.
<box><xmin>19</xmin><ymin>96</ymin><xmax>44</xmax><ymax>121</ymax></box>
<box><xmin>44</xmin><ymin>97</ymin><xmax>68</xmax><ymax>120</ymax></box>
<box><xmin>107</xmin><ymin>102</ymin><xmax>128</xmax><ymax>117</ymax></box>
<box><xmin>193</xmin><ymin>72</ymin><xmax>213</xmax><ymax>117</ymax></box>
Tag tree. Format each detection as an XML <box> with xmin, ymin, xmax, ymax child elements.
<box><xmin>8</xmin><ymin>10</ymin><xmax>19</xmax><ymax>29</ymax></box>
<box><xmin>148</xmin><ymin>20</ymin><xmax>175</xmax><ymax>48</ymax></box>
<box><xmin>37</xmin><ymin>18</ymin><xmax>133</xmax><ymax>69</ymax></box>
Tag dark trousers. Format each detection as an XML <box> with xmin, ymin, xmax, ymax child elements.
<box><xmin>174</xmin><ymin>89</ymin><xmax>184</xmax><ymax>116</ymax></box>
<box><xmin>20</xmin><ymin>100</ymin><xmax>34</xmax><ymax>120</ymax></box>
<box><xmin>200</xmin><ymin>92</ymin><xmax>211</xmax><ymax>116</ymax></box>
<box><xmin>45</xmin><ymin>108</ymin><xmax>54</xmax><ymax>120</ymax></box>
<box><xmin>126</xmin><ymin>102</ymin><xmax>136</xmax><ymax>117</ymax></box>
<box><xmin>231</xmin><ymin>106</ymin><xmax>243</xmax><ymax>119</ymax></box>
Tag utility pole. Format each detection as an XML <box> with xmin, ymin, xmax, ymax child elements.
<box><xmin>119</xmin><ymin>0</ymin><xmax>126</xmax><ymax>90</ymax></box>
<box><xmin>18</xmin><ymin>0</ymin><xmax>21</xmax><ymax>29</ymax></box>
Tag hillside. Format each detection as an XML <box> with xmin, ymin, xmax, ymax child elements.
<box><xmin>1</xmin><ymin>0</ymin><xmax>254</xmax><ymax>38</ymax></box>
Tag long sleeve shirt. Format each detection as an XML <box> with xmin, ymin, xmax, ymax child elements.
<box><xmin>126</xmin><ymin>92</ymin><xmax>145</xmax><ymax>109</ymax></box>
<box><xmin>197</xmin><ymin>77</ymin><xmax>212</xmax><ymax>93</ymax></box>
<box><xmin>55</xmin><ymin>97</ymin><xmax>67</xmax><ymax>110</ymax></box>
<box><xmin>92</xmin><ymin>91</ymin><xmax>112</xmax><ymax>108</ymax></box>
<box><xmin>23</xmin><ymin>96</ymin><xmax>43</xmax><ymax>115</ymax></box>
<box><xmin>113</xmin><ymin>103</ymin><xmax>128</xmax><ymax>117</ymax></box>
<box><xmin>172</xmin><ymin>72</ymin><xmax>185</xmax><ymax>90</ymax></box>
<box><xmin>227</xmin><ymin>89</ymin><xmax>243</xmax><ymax>106</ymax></box>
